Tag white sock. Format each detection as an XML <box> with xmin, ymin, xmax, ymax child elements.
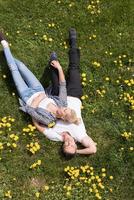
<box><xmin>1</xmin><ymin>40</ymin><xmax>9</xmax><ymax>48</ymax></box>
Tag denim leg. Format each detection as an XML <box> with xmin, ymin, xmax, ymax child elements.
<box><xmin>14</xmin><ymin>58</ymin><xmax>44</xmax><ymax>90</ymax></box>
<box><xmin>3</xmin><ymin>47</ymin><xmax>28</xmax><ymax>97</ymax></box>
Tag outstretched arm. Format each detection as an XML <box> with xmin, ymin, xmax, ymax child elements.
<box><xmin>76</xmin><ymin>136</ymin><xmax>97</xmax><ymax>155</ymax></box>
<box><xmin>33</xmin><ymin>119</ymin><xmax>63</xmax><ymax>141</ymax></box>
<box><xmin>32</xmin><ymin>119</ymin><xmax>45</xmax><ymax>133</ymax></box>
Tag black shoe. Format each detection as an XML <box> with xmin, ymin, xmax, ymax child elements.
<box><xmin>0</xmin><ymin>32</ymin><xmax>6</xmax><ymax>42</ymax></box>
<box><xmin>69</xmin><ymin>28</ymin><xmax>77</xmax><ymax>47</ymax></box>
<box><xmin>50</xmin><ymin>52</ymin><xmax>58</xmax><ymax>62</ymax></box>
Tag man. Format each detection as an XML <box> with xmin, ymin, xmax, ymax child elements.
<box><xmin>33</xmin><ymin>28</ymin><xmax>97</xmax><ymax>158</ymax></box>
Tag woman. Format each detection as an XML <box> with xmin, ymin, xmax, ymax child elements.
<box><xmin>0</xmin><ymin>32</ymin><xmax>80</xmax><ymax>127</ymax></box>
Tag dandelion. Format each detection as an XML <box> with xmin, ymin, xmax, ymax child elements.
<box><xmin>105</xmin><ymin>77</ymin><xmax>110</xmax><ymax>81</ymax></box>
<box><xmin>81</xmin><ymin>73</ymin><xmax>86</xmax><ymax>77</ymax></box>
<box><xmin>81</xmin><ymin>96</ymin><xmax>86</xmax><ymax>100</ymax></box>
<box><xmin>102</xmin><ymin>173</ymin><xmax>106</xmax><ymax>177</ymax></box>
<box><xmin>4</xmin><ymin>190</ymin><xmax>12</xmax><ymax>198</ymax></box>
<box><xmin>129</xmin><ymin>147</ymin><xmax>133</xmax><ymax>151</ymax></box>
<box><xmin>7</xmin><ymin>143</ymin><xmax>11</xmax><ymax>147</ymax></box>
<box><xmin>109</xmin><ymin>176</ymin><xmax>113</xmax><ymax>180</ymax></box>
<box><xmin>35</xmin><ymin>192</ymin><xmax>40</xmax><ymax>198</ymax></box>
<box><xmin>3</xmin><ymin>74</ymin><xmax>7</xmax><ymax>79</ymax></box>
<box><xmin>67</xmin><ymin>186</ymin><xmax>72</xmax><ymax>191</ymax></box>
<box><xmin>48</xmin><ymin>38</ymin><xmax>53</xmax><ymax>42</ymax></box>
<box><xmin>44</xmin><ymin>185</ymin><xmax>49</xmax><ymax>191</ymax></box>
<box><xmin>12</xmin><ymin>143</ymin><xmax>17</xmax><ymax>148</ymax></box>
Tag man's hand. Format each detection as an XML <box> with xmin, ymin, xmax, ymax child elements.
<box><xmin>32</xmin><ymin>119</ymin><xmax>45</xmax><ymax>133</ymax></box>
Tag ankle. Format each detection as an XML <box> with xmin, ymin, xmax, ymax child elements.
<box><xmin>1</xmin><ymin>40</ymin><xmax>9</xmax><ymax>48</ymax></box>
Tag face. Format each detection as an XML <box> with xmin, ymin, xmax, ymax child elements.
<box><xmin>62</xmin><ymin>133</ymin><xmax>77</xmax><ymax>154</ymax></box>
<box><xmin>56</xmin><ymin>108</ymin><xmax>72</xmax><ymax>120</ymax></box>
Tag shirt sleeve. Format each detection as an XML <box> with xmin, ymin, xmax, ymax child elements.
<box><xmin>58</xmin><ymin>81</ymin><xmax>67</xmax><ymax>105</ymax></box>
<box><xmin>43</xmin><ymin>129</ymin><xmax>63</xmax><ymax>142</ymax></box>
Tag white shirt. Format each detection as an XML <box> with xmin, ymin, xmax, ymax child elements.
<box><xmin>43</xmin><ymin>97</ymin><xmax>88</xmax><ymax>142</ymax></box>
<box><xmin>26</xmin><ymin>92</ymin><xmax>56</xmax><ymax>109</ymax></box>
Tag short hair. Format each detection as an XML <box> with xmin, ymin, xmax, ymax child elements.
<box><xmin>60</xmin><ymin>144</ymin><xmax>76</xmax><ymax>160</ymax></box>
<box><xmin>64</xmin><ymin>109</ymin><xmax>81</xmax><ymax>125</ymax></box>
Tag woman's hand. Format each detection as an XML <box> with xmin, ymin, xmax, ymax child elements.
<box><xmin>51</xmin><ymin>60</ymin><xmax>65</xmax><ymax>83</ymax></box>
<box><xmin>50</xmin><ymin>60</ymin><xmax>62</xmax><ymax>70</ymax></box>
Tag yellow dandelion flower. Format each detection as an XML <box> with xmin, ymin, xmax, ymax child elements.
<box><xmin>3</xmin><ymin>74</ymin><xmax>7</xmax><ymax>79</ymax></box>
<box><xmin>44</xmin><ymin>185</ymin><xmax>49</xmax><ymax>191</ymax></box>
<box><xmin>101</xmin><ymin>168</ymin><xmax>106</xmax><ymax>172</ymax></box>
<box><xmin>35</xmin><ymin>192</ymin><xmax>40</xmax><ymax>198</ymax></box>
<box><xmin>102</xmin><ymin>173</ymin><xmax>106</xmax><ymax>177</ymax></box>
<box><xmin>129</xmin><ymin>147</ymin><xmax>133</xmax><ymax>151</ymax></box>
<box><xmin>7</xmin><ymin>143</ymin><xmax>11</xmax><ymax>147</ymax></box>
<box><xmin>105</xmin><ymin>77</ymin><xmax>110</xmax><ymax>81</ymax></box>
<box><xmin>109</xmin><ymin>176</ymin><xmax>113</xmax><ymax>180</ymax></box>
<box><xmin>82</xmin><ymin>73</ymin><xmax>86</xmax><ymax>77</ymax></box>
<box><xmin>12</xmin><ymin>143</ymin><xmax>17</xmax><ymax>148</ymax></box>
<box><xmin>81</xmin><ymin>96</ymin><xmax>86</xmax><ymax>100</ymax></box>
<box><xmin>37</xmin><ymin>160</ymin><xmax>41</xmax><ymax>165</ymax></box>
<box><xmin>67</xmin><ymin>186</ymin><xmax>72</xmax><ymax>191</ymax></box>
<box><xmin>48</xmin><ymin>38</ymin><xmax>53</xmax><ymax>42</ymax></box>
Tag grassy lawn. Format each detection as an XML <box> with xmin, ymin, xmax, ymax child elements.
<box><xmin>0</xmin><ymin>0</ymin><xmax>134</xmax><ymax>199</ymax></box>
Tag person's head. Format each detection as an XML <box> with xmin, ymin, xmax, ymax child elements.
<box><xmin>62</xmin><ymin>132</ymin><xmax>77</xmax><ymax>159</ymax></box>
<box><xmin>56</xmin><ymin>107</ymin><xmax>81</xmax><ymax>124</ymax></box>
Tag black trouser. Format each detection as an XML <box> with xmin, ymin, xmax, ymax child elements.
<box><xmin>49</xmin><ymin>48</ymin><xmax>82</xmax><ymax>99</ymax></box>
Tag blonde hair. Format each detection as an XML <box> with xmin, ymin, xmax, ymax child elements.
<box><xmin>64</xmin><ymin>109</ymin><xmax>81</xmax><ymax>125</ymax></box>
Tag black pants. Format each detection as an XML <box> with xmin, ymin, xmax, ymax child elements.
<box><xmin>49</xmin><ymin>48</ymin><xmax>82</xmax><ymax>99</ymax></box>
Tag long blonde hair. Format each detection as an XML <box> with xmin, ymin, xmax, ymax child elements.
<box><xmin>64</xmin><ymin>109</ymin><xmax>81</xmax><ymax>125</ymax></box>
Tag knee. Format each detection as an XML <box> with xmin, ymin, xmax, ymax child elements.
<box><xmin>9</xmin><ymin>63</ymin><xmax>18</xmax><ymax>71</ymax></box>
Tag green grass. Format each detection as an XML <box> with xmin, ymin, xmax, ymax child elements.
<box><xmin>0</xmin><ymin>0</ymin><xmax>134</xmax><ymax>199</ymax></box>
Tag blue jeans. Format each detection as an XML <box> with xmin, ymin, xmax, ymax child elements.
<box><xmin>3</xmin><ymin>46</ymin><xmax>45</xmax><ymax>102</ymax></box>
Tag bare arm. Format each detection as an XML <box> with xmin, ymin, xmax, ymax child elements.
<box><xmin>76</xmin><ymin>136</ymin><xmax>97</xmax><ymax>155</ymax></box>
<box><xmin>51</xmin><ymin>60</ymin><xmax>67</xmax><ymax>103</ymax></box>
<box><xmin>33</xmin><ymin>119</ymin><xmax>64</xmax><ymax>141</ymax></box>
<box><xmin>51</xmin><ymin>60</ymin><xmax>65</xmax><ymax>83</ymax></box>
<box><xmin>32</xmin><ymin>119</ymin><xmax>45</xmax><ymax>133</ymax></box>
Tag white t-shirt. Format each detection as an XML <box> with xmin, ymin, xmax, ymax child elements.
<box><xmin>43</xmin><ymin>96</ymin><xmax>88</xmax><ymax>143</ymax></box>
<box><xmin>26</xmin><ymin>92</ymin><xmax>56</xmax><ymax>109</ymax></box>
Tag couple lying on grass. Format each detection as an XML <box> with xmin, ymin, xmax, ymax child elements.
<box><xmin>0</xmin><ymin>29</ymin><xmax>96</xmax><ymax>159</ymax></box>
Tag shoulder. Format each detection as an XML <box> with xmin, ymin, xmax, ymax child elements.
<box><xmin>67</xmin><ymin>97</ymin><xmax>82</xmax><ymax>113</ymax></box>
<box><xmin>81</xmin><ymin>135</ymin><xmax>96</xmax><ymax>146</ymax></box>
<box><xmin>67</xmin><ymin>96</ymin><xmax>81</xmax><ymax>104</ymax></box>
